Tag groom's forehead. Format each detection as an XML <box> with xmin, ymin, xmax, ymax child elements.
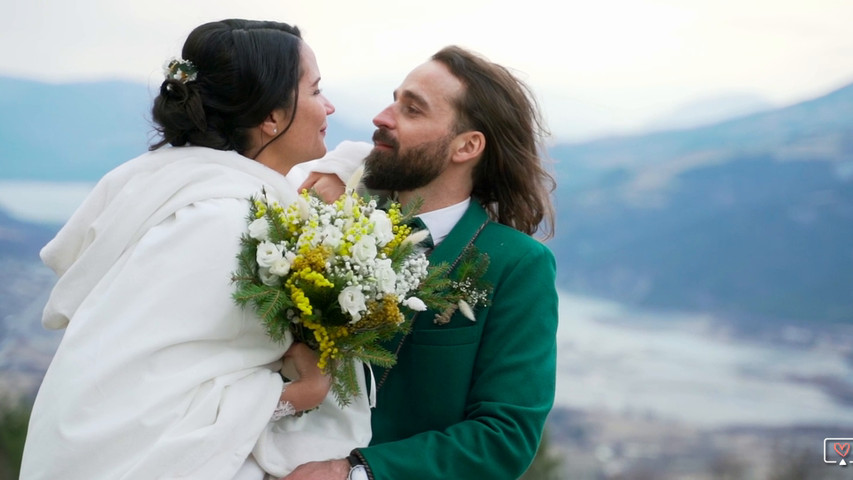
<box><xmin>399</xmin><ymin>62</ymin><xmax>463</xmax><ymax>105</ymax></box>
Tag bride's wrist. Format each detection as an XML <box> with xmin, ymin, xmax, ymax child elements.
<box><xmin>285</xmin><ymin>373</ymin><xmax>331</xmax><ymax>411</ymax></box>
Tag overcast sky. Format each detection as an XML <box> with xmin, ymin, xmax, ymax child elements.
<box><xmin>4</xmin><ymin>0</ymin><xmax>853</xmax><ymax>142</ymax></box>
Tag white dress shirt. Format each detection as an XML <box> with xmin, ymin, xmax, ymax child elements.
<box><xmin>417</xmin><ymin>198</ymin><xmax>471</xmax><ymax>247</ymax></box>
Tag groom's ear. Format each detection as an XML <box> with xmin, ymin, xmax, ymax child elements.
<box><xmin>450</xmin><ymin>131</ymin><xmax>485</xmax><ymax>165</ymax></box>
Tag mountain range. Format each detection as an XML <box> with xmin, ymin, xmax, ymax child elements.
<box><xmin>2</xmin><ymin>75</ymin><xmax>851</xmax><ymax>328</ymax></box>
<box><xmin>550</xmin><ymin>82</ymin><xmax>853</xmax><ymax>325</ymax></box>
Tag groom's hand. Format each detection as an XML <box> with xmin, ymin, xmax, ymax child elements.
<box><xmin>299</xmin><ymin>172</ymin><xmax>345</xmax><ymax>203</ymax></box>
<box><xmin>281</xmin><ymin>458</ymin><xmax>350</xmax><ymax>480</ymax></box>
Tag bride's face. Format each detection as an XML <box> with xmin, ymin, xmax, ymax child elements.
<box><xmin>275</xmin><ymin>42</ymin><xmax>335</xmax><ymax>165</ymax></box>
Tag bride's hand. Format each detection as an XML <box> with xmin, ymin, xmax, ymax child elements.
<box><xmin>298</xmin><ymin>172</ymin><xmax>345</xmax><ymax>203</ymax></box>
<box><xmin>281</xmin><ymin>342</ymin><xmax>331</xmax><ymax>411</ymax></box>
<box><xmin>284</xmin><ymin>342</ymin><xmax>324</xmax><ymax>380</ymax></box>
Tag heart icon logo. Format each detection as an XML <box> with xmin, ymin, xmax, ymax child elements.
<box><xmin>835</xmin><ymin>443</ymin><xmax>851</xmax><ymax>458</ymax></box>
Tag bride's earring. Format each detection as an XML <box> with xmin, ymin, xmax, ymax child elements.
<box><xmin>273</xmin><ymin>127</ymin><xmax>278</xmax><ymax>134</ymax></box>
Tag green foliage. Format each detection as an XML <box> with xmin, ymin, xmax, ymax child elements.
<box><xmin>454</xmin><ymin>245</ymin><xmax>490</xmax><ymax>286</ymax></box>
<box><xmin>411</xmin><ymin>261</ymin><xmax>454</xmax><ymax>312</ymax></box>
<box><xmin>0</xmin><ymin>399</ymin><xmax>31</xmax><ymax>479</ymax></box>
<box><xmin>397</xmin><ymin>196</ymin><xmax>425</xmax><ymax>223</ymax></box>
<box><xmin>417</xmin><ymin>245</ymin><xmax>492</xmax><ymax>324</ymax></box>
<box><xmin>521</xmin><ymin>429</ymin><xmax>564</xmax><ymax>480</ymax></box>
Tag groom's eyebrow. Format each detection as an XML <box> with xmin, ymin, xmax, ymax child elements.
<box><xmin>395</xmin><ymin>89</ymin><xmax>429</xmax><ymax>110</ymax></box>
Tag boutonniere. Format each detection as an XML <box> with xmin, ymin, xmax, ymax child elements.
<box><xmin>416</xmin><ymin>246</ymin><xmax>492</xmax><ymax>325</ymax></box>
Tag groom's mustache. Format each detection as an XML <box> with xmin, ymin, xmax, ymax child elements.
<box><xmin>372</xmin><ymin>128</ymin><xmax>399</xmax><ymax>151</ymax></box>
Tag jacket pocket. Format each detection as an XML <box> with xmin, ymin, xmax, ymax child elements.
<box><xmin>411</xmin><ymin>324</ymin><xmax>480</xmax><ymax>346</ymax></box>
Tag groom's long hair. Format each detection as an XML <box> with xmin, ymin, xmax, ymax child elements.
<box><xmin>432</xmin><ymin>46</ymin><xmax>555</xmax><ymax>240</ymax></box>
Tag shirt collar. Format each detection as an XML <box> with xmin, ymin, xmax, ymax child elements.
<box><xmin>416</xmin><ymin>198</ymin><xmax>470</xmax><ymax>247</ymax></box>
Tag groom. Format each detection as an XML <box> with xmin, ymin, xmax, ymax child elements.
<box><xmin>286</xmin><ymin>45</ymin><xmax>559</xmax><ymax>480</ymax></box>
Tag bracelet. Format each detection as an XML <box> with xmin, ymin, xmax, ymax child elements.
<box><xmin>271</xmin><ymin>382</ymin><xmax>296</xmax><ymax>421</ymax></box>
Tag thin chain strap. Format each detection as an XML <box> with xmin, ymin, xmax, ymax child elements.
<box><xmin>375</xmin><ymin>218</ymin><xmax>490</xmax><ymax>392</ymax></box>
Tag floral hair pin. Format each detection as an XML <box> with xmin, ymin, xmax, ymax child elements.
<box><xmin>163</xmin><ymin>57</ymin><xmax>198</xmax><ymax>83</ymax></box>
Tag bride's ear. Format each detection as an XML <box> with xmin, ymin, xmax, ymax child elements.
<box><xmin>260</xmin><ymin>108</ymin><xmax>286</xmax><ymax>137</ymax></box>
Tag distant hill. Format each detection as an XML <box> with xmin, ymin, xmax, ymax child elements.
<box><xmin>0</xmin><ymin>76</ymin><xmax>371</xmax><ymax>181</ymax></box>
<box><xmin>0</xmin><ymin>209</ymin><xmax>61</xmax><ymax>402</ymax></box>
<box><xmin>0</xmin><ymin>209</ymin><xmax>55</xmax><ymax>261</ymax></box>
<box><xmin>0</xmin><ymin>77</ymin><xmax>152</xmax><ymax>181</ymax></box>
<box><xmin>551</xmin><ymin>82</ymin><xmax>853</xmax><ymax>325</ymax></box>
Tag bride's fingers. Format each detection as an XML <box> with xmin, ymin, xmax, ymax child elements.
<box><xmin>299</xmin><ymin>172</ymin><xmax>345</xmax><ymax>203</ymax></box>
<box><xmin>284</xmin><ymin>343</ymin><xmax>324</xmax><ymax>377</ymax></box>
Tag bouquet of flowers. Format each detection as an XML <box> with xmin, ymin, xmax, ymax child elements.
<box><xmin>232</xmin><ymin>171</ymin><xmax>441</xmax><ymax>405</ymax></box>
<box><xmin>232</xmin><ymin>168</ymin><xmax>494</xmax><ymax>406</ymax></box>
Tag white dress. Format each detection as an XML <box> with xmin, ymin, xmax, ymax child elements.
<box><xmin>20</xmin><ymin>143</ymin><xmax>374</xmax><ymax>480</ymax></box>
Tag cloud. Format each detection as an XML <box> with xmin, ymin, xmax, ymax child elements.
<box><xmin>4</xmin><ymin>0</ymin><xmax>853</xmax><ymax>141</ymax></box>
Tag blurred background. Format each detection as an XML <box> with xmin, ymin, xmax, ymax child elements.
<box><xmin>1</xmin><ymin>1</ymin><xmax>852</xmax><ymax>478</ymax></box>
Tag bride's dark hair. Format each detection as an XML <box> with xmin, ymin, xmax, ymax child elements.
<box><xmin>150</xmin><ymin>19</ymin><xmax>302</xmax><ymax>155</ymax></box>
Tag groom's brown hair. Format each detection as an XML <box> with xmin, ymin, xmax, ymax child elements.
<box><xmin>432</xmin><ymin>46</ymin><xmax>555</xmax><ymax>239</ymax></box>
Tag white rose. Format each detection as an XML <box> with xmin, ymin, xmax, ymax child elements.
<box><xmin>369</xmin><ymin>210</ymin><xmax>394</xmax><ymax>246</ymax></box>
<box><xmin>258</xmin><ymin>267</ymin><xmax>279</xmax><ymax>286</ymax></box>
<box><xmin>248</xmin><ymin>218</ymin><xmax>270</xmax><ymax>240</ymax></box>
<box><xmin>339</xmin><ymin>286</ymin><xmax>366</xmax><ymax>323</ymax></box>
<box><xmin>269</xmin><ymin>251</ymin><xmax>295</xmax><ymax>276</ymax></box>
<box><xmin>321</xmin><ymin>226</ymin><xmax>344</xmax><ymax>249</ymax></box>
<box><xmin>351</xmin><ymin>235</ymin><xmax>377</xmax><ymax>265</ymax></box>
<box><xmin>373</xmin><ymin>258</ymin><xmax>397</xmax><ymax>294</ymax></box>
<box><xmin>402</xmin><ymin>296</ymin><xmax>427</xmax><ymax>311</ymax></box>
<box><xmin>256</xmin><ymin>241</ymin><xmax>283</xmax><ymax>268</ymax></box>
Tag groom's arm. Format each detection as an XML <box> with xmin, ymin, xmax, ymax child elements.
<box><xmin>279</xmin><ymin>458</ymin><xmax>350</xmax><ymax>480</ymax></box>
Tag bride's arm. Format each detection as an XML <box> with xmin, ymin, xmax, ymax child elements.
<box><xmin>287</xmin><ymin>141</ymin><xmax>373</xmax><ymax>202</ymax></box>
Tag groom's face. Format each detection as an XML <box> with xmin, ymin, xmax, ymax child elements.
<box><xmin>363</xmin><ymin>60</ymin><xmax>464</xmax><ymax>192</ymax></box>
<box><xmin>362</xmin><ymin>128</ymin><xmax>453</xmax><ymax>192</ymax></box>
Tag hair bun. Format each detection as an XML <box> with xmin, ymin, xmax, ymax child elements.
<box><xmin>160</xmin><ymin>79</ymin><xmax>190</xmax><ymax>103</ymax></box>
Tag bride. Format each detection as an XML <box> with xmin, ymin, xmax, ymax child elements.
<box><xmin>20</xmin><ymin>19</ymin><xmax>372</xmax><ymax>480</ymax></box>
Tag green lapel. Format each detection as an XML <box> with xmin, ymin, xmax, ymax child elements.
<box><xmin>427</xmin><ymin>200</ymin><xmax>490</xmax><ymax>266</ymax></box>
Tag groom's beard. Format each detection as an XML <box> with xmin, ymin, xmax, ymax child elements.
<box><xmin>363</xmin><ymin>128</ymin><xmax>452</xmax><ymax>192</ymax></box>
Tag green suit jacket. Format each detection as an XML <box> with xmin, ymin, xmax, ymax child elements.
<box><xmin>356</xmin><ymin>200</ymin><xmax>559</xmax><ymax>479</ymax></box>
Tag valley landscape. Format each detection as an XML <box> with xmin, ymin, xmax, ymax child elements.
<box><xmin>1</xmin><ymin>76</ymin><xmax>852</xmax><ymax>479</ymax></box>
